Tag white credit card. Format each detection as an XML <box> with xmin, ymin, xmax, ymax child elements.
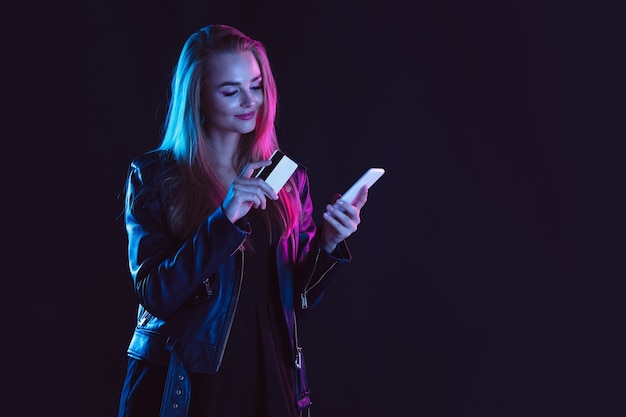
<box><xmin>255</xmin><ymin>150</ymin><xmax>298</xmax><ymax>193</ymax></box>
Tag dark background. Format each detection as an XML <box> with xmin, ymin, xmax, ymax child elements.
<box><xmin>20</xmin><ymin>0</ymin><xmax>626</xmax><ymax>416</ymax></box>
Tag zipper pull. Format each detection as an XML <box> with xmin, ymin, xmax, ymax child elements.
<box><xmin>203</xmin><ymin>278</ymin><xmax>213</xmax><ymax>296</ymax></box>
<box><xmin>295</xmin><ymin>346</ymin><xmax>302</xmax><ymax>369</ymax></box>
<box><xmin>301</xmin><ymin>292</ymin><xmax>308</xmax><ymax>309</ymax></box>
<box><xmin>138</xmin><ymin>311</ymin><xmax>150</xmax><ymax>326</ymax></box>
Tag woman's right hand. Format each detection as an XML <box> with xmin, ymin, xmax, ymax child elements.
<box><xmin>221</xmin><ymin>160</ymin><xmax>279</xmax><ymax>223</ymax></box>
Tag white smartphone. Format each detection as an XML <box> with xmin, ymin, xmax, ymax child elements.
<box><xmin>338</xmin><ymin>167</ymin><xmax>385</xmax><ymax>204</ymax></box>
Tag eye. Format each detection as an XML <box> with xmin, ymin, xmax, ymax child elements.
<box><xmin>251</xmin><ymin>83</ymin><xmax>263</xmax><ymax>91</ymax></box>
<box><xmin>221</xmin><ymin>90</ymin><xmax>237</xmax><ymax>97</ymax></box>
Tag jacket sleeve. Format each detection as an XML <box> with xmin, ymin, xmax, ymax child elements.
<box><xmin>290</xmin><ymin>168</ymin><xmax>352</xmax><ymax>313</ymax></box>
<box><xmin>124</xmin><ymin>156</ymin><xmax>249</xmax><ymax>319</ymax></box>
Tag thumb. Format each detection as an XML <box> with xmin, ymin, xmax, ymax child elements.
<box><xmin>352</xmin><ymin>186</ymin><xmax>368</xmax><ymax>209</ymax></box>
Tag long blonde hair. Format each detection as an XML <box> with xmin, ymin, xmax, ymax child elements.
<box><xmin>157</xmin><ymin>24</ymin><xmax>299</xmax><ymax>241</ymax></box>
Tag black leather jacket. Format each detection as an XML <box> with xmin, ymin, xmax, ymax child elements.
<box><xmin>123</xmin><ymin>150</ymin><xmax>351</xmax><ymax>416</ymax></box>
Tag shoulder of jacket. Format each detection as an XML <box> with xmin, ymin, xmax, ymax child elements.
<box><xmin>130</xmin><ymin>149</ymin><xmax>173</xmax><ymax>171</ymax></box>
<box><xmin>126</xmin><ymin>150</ymin><xmax>178</xmax><ymax>192</ymax></box>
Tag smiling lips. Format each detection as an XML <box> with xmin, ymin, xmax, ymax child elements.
<box><xmin>236</xmin><ymin>111</ymin><xmax>256</xmax><ymax>120</ymax></box>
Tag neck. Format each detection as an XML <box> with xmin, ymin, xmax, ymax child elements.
<box><xmin>201</xmin><ymin>134</ymin><xmax>242</xmax><ymax>189</ymax></box>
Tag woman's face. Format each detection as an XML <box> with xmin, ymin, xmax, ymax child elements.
<box><xmin>202</xmin><ymin>51</ymin><xmax>264</xmax><ymax>139</ymax></box>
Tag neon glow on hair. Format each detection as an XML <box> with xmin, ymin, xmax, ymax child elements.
<box><xmin>157</xmin><ymin>25</ymin><xmax>298</xmax><ymax>236</ymax></box>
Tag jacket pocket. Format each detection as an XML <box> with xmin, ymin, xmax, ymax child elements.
<box><xmin>183</xmin><ymin>277</ymin><xmax>215</xmax><ymax>309</ymax></box>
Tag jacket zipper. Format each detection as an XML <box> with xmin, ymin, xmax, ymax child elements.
<box><xmin>138</xmin><ymin>309</ymin><xmax>153</xmax><ymax>326</ymax></box>
<box><xmin>203</xmin><ymin>278</ymin><xmax>213</xmax><ymax>296</ymax></box>
<box><xmin>300</xmin><ymin>246</ymin><xmax>338</xmax><ymax>309</ymax></box>
<box><xmin>215</xmin><ymin>248</ymin><xmax>244</xmax><ymax>370</ymax></box>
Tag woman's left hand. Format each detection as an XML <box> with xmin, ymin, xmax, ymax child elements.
<box><xmin>320</xmin><ymin>186</ymin><xmax>368</xmax><ymax>253</ymax></box>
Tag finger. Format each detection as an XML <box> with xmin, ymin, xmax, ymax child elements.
<box><xmin>351</xmin><ymin>186</ymin><xmax>369</xmax><ymax>210</ymax></box>
<box><xmin>323</xmin><ymin>212</ymin><xmax>354</xmax><ymax>240</ymax></box>
<box><xmin>325</xmin><ymin>204</ymin><xmax>351</xmax><ymax>226</ymax></box>
<box><xmin>238</xmin><ymin>184</ymin><xmax>271</xmax><ymax>207</ymax></box>
<box><xmin>233</xmin><ymin>175</ymin><xmax>278</xmax><ymax>200</ymax></box>
<box><xmin>334</xmin><ymin>200</ymin><xmax>355</xmax><ymax>215</ymax></box>
<box><xmin>255</xmin><ymin>177</ymin><xmax>279</xmax><ymax>200</ymax></box>
<box><xmin>322</xmin><ymin>209</ymin><xmax>342</xmax><ymax>228</ymax></box>
<box><xmin>239</xmin><ymin>159</ymin><xmax>273</xmax><ymax>179</ymax></box>
<box><xmin>236</xmin><ymin>191</ymin><xmax>264</xmax><ymax>210</ymax></box>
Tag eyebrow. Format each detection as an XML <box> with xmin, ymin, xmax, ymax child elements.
<box><xmin>217</xmin><ymin>75</ymin><xmax>262</xmax><ymax>88</ymax></box>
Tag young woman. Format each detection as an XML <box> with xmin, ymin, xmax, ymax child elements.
<box><xmin>118</xmin><ymin>24</ymin><xmax>369</xmax><ymax>417</ymax></box>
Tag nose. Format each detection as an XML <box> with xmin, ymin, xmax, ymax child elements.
<box><xmin>241</xmin><ymin>90</ymin><xmax>255</xmax><ymax>108</ymax></box>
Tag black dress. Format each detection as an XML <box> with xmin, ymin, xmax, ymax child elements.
<box><xmin>187</xmin><ymin>210</ymin><xmax>297</xmax><ymax>417</ymax></box>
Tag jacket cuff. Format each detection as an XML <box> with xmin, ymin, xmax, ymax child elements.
<box><xmin>218</xmin><ymin>204</ymin><xmax>251</xmax><ymax>235</ymax></box>
<box><xmin>319</xmin><ymin>239</ymin><xmax>351</xmax><ymax>263</ymax></box>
